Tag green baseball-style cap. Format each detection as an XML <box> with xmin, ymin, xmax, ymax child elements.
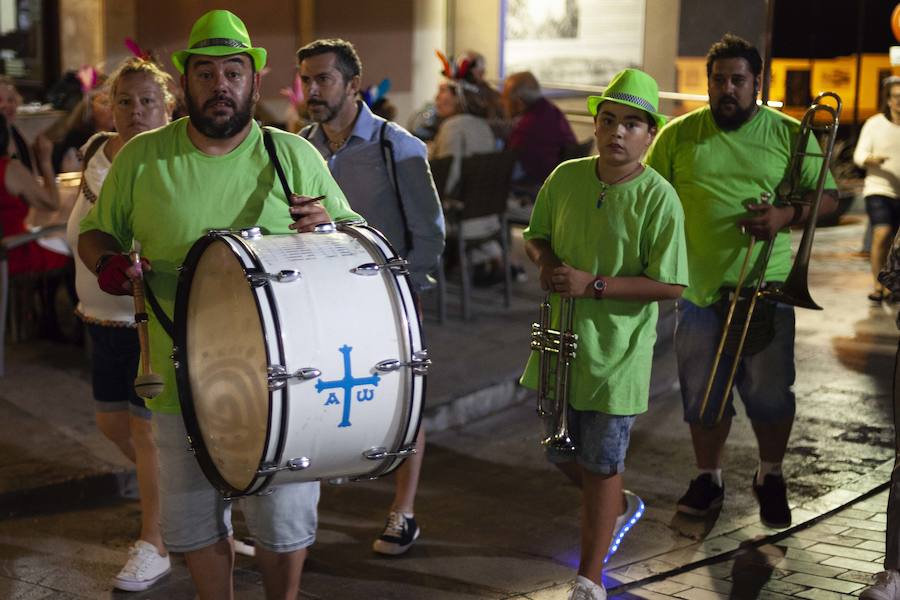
<box><xmin>171</xmin><ymin>10</ymin><xmax>267</xmax><ymax>74</ymax></box>
<box><xmin>587</xmin><ymin>68</ymin><xmax>666</xmax><ymax>129</ymax></box>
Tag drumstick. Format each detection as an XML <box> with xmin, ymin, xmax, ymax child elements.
<box><xmin>130</xmin><ymin>251</ymin><xmax>164</xmax><ymax>399</ymax></box>
<box><xmin>290</xmin><ymin>194</ymin><xmax>326</xmax><ymax>221</ymax></box>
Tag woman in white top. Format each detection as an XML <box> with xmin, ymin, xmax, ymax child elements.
<box><xmin>431</xmin><ymin>77</ymin><xmax>504</xmax><ymax>283</ymax></box>
<box><xmin>65</xmin><ymin>57</ymin><xmax>175</xmax><ymax>592</ymax></box>
<box><xmin>854</xmin><ymin>76</ymin><xmax>900</xmax><ymax>302</ymax></box>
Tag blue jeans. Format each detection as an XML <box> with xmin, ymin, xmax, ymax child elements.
<box><xmin>675</xmin><ymin>299</ymin><xmax>796</xmax><ymax>425</ymax></box>
<box><xmin>544</xmin><ymin>407</ymin><xmax>637</xmax><ymax>475</ymax></box>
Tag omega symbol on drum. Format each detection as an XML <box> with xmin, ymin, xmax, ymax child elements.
<box><xmin>315</xmin><ymin>345</ymin><xmax>380</xmax><ymax>428</ymax></box>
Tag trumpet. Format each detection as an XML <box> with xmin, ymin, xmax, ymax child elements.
<box><xmin>698</xmin><ymin>92</ymin><xmax>841</xmax><ymax>424</ymax></box>
<box><xmin>531</xmin><ymin>295</ymin><xmax>577</xmax><ymax>451</ymax></box>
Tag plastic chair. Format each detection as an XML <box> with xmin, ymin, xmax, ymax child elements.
<box><xmin>0</xmin><ymin>224</ymin><xmax>66</xmax><ymax>376</ymax></box>
<box><xmin>433</xmin><ymin>150</ymin><xmax>517</xmax><ymax>320</ymax></box>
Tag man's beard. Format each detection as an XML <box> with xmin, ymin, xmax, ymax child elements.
<box><xmin>186</xmin><ymin>85</ymin><xmax>255</xmax><ymax>139</ymax></box>
<box><xmin>711</xmin><ymin>89</ymin><xmax>758</xmax><ymax>131</ymax></box>
<box><xmin>307</xmin><ymin>95</ymin><xmax>347</xmax><ymax>124</ymax></box>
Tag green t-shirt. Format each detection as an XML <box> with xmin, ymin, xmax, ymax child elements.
<box><xmin>645</xmin><ymin>105</ymin><xmax>837</xmax><ymax>307</ymax></box>
<box><xmin>519</xmin><ymin>158</ymin><xmax>689</xmax><ymax>415</ymax></box>
<box><xmin>81</xmin><ymin>118</ymin><xmax>361</xmax><ymax>413</ymax></box>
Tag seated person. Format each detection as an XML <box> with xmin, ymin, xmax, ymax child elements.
<box><xmin>41</xmin><ymin>87</ymin><xmax>115</xmax><ymax>174</ymax></box>
<box><xmin>502</xmin><ymin>71</ymin><xmax>577</xmax><ymax>197</ymax></box>
<box><xmin>457</xmin><ymin>50</ymin><xmax>507</xmax><ymax>138</ymax></box>
<box><xmin>0</xmin><ymin>76</ymin><xmax>33</xmax><ymax>171</ymax></box>
<box><xmin>430</xmin><ymin>73</ymin><xmax>505</xmax><ymax>285</ymax></box>
<box><xmin>0</xmin><ymin>113</ymin><xmax>65</xmax><ymax>275</ymax></box>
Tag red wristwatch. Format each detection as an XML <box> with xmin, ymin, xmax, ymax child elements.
<box><xmin>592</xmin><ymin>276</ymin><xmax>607</xmax><ymax>300</ymax></box>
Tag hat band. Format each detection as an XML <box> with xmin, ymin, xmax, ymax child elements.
<box><xmin>191</xmin><ymin>37</ymin><xmax>249</xmax><ymax>50</ymax></box>
<box><xmin>605</xmin><ymin>91</ymin><xmax>655</xmax><ymax>113</ymax></box>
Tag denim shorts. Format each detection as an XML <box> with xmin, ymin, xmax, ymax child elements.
<box><xmin>86</xmin><ymin>323</ymin><xmax>149</xmax><ymax>419</ymax></box>
<box><xmin>675</xmin><ymin>298</ymin><xmax>796</xmax><ymax>425</ymax></box>
<box><xmin>153</xmin><ymin>413</ymin><xmax>320</xmax><ymax>553</ymax></box>
<box><xmin>544</xmin><ymin>407</ymin><xmax>637</xmax><ymax>475</ymax></box>
<box><xmin>866</xmin><ymin>194</ymin><xmax>900</xmax><ymax>229</ymax></box>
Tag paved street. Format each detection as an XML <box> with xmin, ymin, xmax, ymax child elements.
<box><xmin>0</xmin><ymin>214</ymin><xmax>897</xmax><ymax>599</ymax></box>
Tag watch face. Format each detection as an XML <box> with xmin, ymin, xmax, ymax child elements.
<box><xmin>593</xmin><ymin>279</ymin><xmax>606</xmax><ymax>291</ymax></box>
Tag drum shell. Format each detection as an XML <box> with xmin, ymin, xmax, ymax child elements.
<box><xmin>174</xmin><ymin>225</ymin><xmax>425</xmax><ymax>496</ymax></box>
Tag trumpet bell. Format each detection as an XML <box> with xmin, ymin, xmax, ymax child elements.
<box><xmin>542</xmin><ymin>431</ymin><xmax>576</xmax><ymax>453</ymax></box>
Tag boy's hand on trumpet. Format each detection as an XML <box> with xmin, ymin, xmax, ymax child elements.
<box><xmin>551</xmin><ymin>263</ymin><xmax>596</xmax><ymax>298</ymax></box>
<box><xmin>96</xmin><ymin>253</ymin><xmax>152</xmax><ymax>296</ymax></box>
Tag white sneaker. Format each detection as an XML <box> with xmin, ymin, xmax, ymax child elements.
<box><xmin>112</xmin><ymin>540</ymin><xmax>171</xmax><ymax>592</ymax></box>
<box><xmin>604</xmin><ymin>490</ymin><xmax>644</xmax><ymax>563</ymax></box>
<box><xmin>568</xmin><ymin>575</ymin><xmax>606</xmax><ymax>600</ymax></box>
<box><xmin>862</xmin><ymin>570</ymin><xmax>900</xmax><ymax>600</ymax></box>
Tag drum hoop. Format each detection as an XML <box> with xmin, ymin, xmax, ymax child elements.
<box><xmin>173</xmin><ymin>232</ymin><xmax>285</xmax><ymax>497</ymax></box>
<box><xmin>341</xmin><ymin>223</ymin><xmax>425</xmax><ymax>479</ymax></box>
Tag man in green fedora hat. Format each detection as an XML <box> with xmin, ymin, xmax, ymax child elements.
<box><xmin>79</xmin><ymin>9</ymin><xmax>360</xmax><ymax>599</ymax></box>
<box><xmin>646</xmin><ymin>34</ymin><xmax>838</xmax><ymax>535</ymax></box>
<box><xmin>520</xmin><ymin>67</ymin><xmax>688</xmax><ymax>600</ymax></box>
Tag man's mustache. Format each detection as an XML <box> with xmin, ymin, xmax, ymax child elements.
<box><xmin>204</xmin><ymin>95</ymin><xmax>236</xmax><ymax>110</ymax></box>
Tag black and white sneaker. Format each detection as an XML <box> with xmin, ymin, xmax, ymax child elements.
<box><xmin>676</xmin><ymin>473</ymin><xmax>725</xmax><ymax>516</ymax></box>
<box><xmin>752</xmin><ymin>472</ymin><xmax>791</xmax><ymax>529</ymax></box>
<box><xmin>373</xmin><ymin>511</ymin><xmax>420</xmax><ymax>555</ymax></box>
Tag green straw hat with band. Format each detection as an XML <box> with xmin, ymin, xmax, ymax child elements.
<box><xmin>587</xmin><ymin>68</ymin><xmax>666</xmax><ymax>129</ymax></box>
<box><xmin>172</xmin><ymin>10</ymin><xmax>267</xmax><ymax>74</ymax></box>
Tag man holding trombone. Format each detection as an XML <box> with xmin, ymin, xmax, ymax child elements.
<box><xmin>646</xmin><ymin>33</ymin><xmax>838</xmax><ymax>529</ymax></box>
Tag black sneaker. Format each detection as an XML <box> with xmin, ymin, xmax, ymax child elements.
<box><xmin>372</xmin><ymin>511</ymin><xmax>420</xmax><ymax>555</ymax></box>
<box><xmin>752</xmin><ymin>472</ymin><xmax>791</xmax><ymax>529</ymax></box>
<box><xmin>676</xmin><ymin>473</ymin><xmax>725</xmax><ymax>516</ymax></box>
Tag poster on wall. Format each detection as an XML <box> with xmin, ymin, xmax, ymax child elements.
<box><xmin>503</xmin><ymin>0</ymin><xmax>645</xmax><ymax>85</ymax></box>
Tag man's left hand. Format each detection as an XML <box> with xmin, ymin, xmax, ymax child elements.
<box><xmin>288</xmin><ymin>194</ymin><xmax>332</xmax><ymax>233</ymax></box>
<box><xmin>737</xmin><ymin>203</ymin><xmax>793</xmax><ymax>241</ymax></box>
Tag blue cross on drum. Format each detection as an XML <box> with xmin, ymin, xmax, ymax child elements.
<box><xmin>315</xmin><ymin>345</ymin><xmax>380</xmax><ymax>428</ymax></box>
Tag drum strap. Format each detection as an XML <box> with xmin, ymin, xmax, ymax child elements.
<box><xmin>379</xmin><ymin>122</ymin><xmax>413</xmax><ymax>251</ymax></box>
<box><xmin>143</xmin><ymin>280</ymin><xmax>175</xmax><ymax>339</ymax></box>
<box><xmin>262</xmin><ymin>127</ymin><xmax>294</xmax><ymax>200</ymax></box>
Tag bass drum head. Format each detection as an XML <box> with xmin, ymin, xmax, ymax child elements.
<box><xmin>185</xmin><ymin>239</ymin><xmax>269</xmax><ymax>492</ymax></box>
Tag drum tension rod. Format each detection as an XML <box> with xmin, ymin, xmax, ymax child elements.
<box><xmin>363</xmin><ymin>446</ymin><xmax>417</xmax><ymax>461</ymax></box>
<box><xmin>351</xmin><ymin>258</ymin><xmax>409</xmax><ymax>276</ymax></box>
<box><xmin>257</xmin><ymin>456</ymin><xmax>311</xmax><ymax>475</ymax></box>
<box><xmin>247</xmin><ymin>269</ymin><xmax>302</xmax><ymax>287</ymax></box>
<box><xmin>267</xmin><ymin>365</ymin><xmax>322</xmax><ymax>390</ymax></box>
<box><xmin>374</xmin><ymin>350</ymin><xmax>431</xmax><ymax>375</ymax></box>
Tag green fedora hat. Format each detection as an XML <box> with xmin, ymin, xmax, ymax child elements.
<box><xmin>587</xmin><ymin>68</ymin><xmax>666</xmax><ymax>129</ymax></box>
<box><xmin>172</xmin><ymin>10</ymin><xmax>267</xmax><ymax>74</ymax></box>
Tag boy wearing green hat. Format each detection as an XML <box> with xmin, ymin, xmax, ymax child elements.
<box><xmin>79</xmin><ymin>10</ymin><xmax>360</xmax><ymax>599</ymax></box>
<box><xmin>520</xmin><ymin>68</ymin><xmax>688</xmax><ymax>598</ymax></box>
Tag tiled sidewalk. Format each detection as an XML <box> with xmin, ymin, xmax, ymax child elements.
<box><xmin>608</xmin><ymin>488</ymin><xmax>892</xmax><ymax>599</ymax></box>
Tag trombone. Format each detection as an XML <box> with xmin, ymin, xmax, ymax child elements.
<box><xmin>531</xmin><ymin>295</ymin><xmax>578</xmax><ymax>451</ymax></box>
<box><xmin>698</xmin><ymin>92</ymin><xmax>842</xmax><ymax>424</ymax></box>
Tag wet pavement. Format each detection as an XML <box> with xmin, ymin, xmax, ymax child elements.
<box><xmin>0</xmin><ymin>213</ymin><xmax>897</xmax><ymax>599</ymax></box>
